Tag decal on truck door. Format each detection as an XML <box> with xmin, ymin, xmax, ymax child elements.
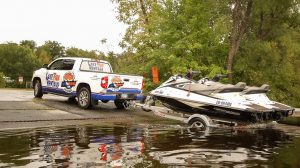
<box><xmin>46</xmin><ymin>73</ymin><xmax>60</xmax><ymax>88</ymax></box>
<box><xmin>61</xmin><ymin>72</ymin><xmax>76</xmax><ymax>93</ymax></box>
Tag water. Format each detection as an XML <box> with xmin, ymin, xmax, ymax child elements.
<box><xmin>0</xmin><ymin>124</ymin><xmax>299</xmax><ymax>168</ymax></box>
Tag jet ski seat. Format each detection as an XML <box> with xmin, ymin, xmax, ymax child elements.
<box><xmin>243</xmin><ymin>84</ymin><xmax>270</xmax><ymax>94</ymax></box>
<box><xmin>183</xmin><ymin>82</ymin><xmax>245</xmax><ymax>95</ymax></box>
<box><xmin>235</xmin><ymin>82</ymin><xmax>246</xmax><ymax>88</ymax></box>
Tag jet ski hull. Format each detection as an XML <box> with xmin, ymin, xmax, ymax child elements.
<box><xmin>153</xmin><ymin>95</ymin><xmax>284</xmax><ymax>122</ymax></box>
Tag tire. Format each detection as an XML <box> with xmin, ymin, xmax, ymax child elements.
<box><xmin>114</xmin><ymin>100</ymin><xmax>126</xmax><ymax>109</ymax></box>
<box><xmin>92</xmin><ymin>99</ymin><xmax>99</xmax><ymax>106</ymax></box>
<box><xmin>34</xmin><ymin>80</ymin><xmax>43</xmax><ymax>98</ymax></box>
<box><xmin>67</xmin><ymin>97</ymin><xmax>77</xmax><ymax>104</ymax></box>
<box><xmin>188</xmin><ymin>118</ymin><xmax>207</xmax><ymax>131</ymax></box>
<box><xmin>77</xmin><ymin>87</ymin><xmax>92</xmax><ymax>109</ymax></box>
<box><xmin>140</xmin><ymin>95</ymin><xmax>147</xmax><ymax>104</ymax></box>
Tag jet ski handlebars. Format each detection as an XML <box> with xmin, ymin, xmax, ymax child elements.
<box><xmin>211</xmin><ymin>74</ymin><xmax>228</xmax><ymax>82</ymax></box>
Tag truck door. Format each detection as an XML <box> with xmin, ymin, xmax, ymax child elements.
<box><xmin>44</xmin><ymin>59</ymin><xmax>75</xmax><ymax>95</ymax></box>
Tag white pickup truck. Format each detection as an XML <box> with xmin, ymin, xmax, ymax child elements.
<box><xmin>32</xmin><ymin>57</ymin><xmax>144</xmax><ymax>109</ymax></box>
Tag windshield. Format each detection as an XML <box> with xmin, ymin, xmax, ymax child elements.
<box><xmin>80</xmin><ymin>60</ymin><xmax>112</xmax><ymax>73</ymax></box>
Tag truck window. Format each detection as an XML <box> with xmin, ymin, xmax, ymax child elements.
<box><xmin>48</xmin><ymin>60</ymin><xmax>63</xmax><ymax>70</ymax></box>
<box><xmin>80</xmin><ymin>60</ymin><xmax>112</xmax><ymax>73</ymax></box>
<box><xmin>61</xmin><ymin>59</ymin><xmax>75</xmax><ymax>70</ymax></box>
<box><xmin>48</xmin><ymin>59</ymin><xmax>75</xmax><ymax>70</ymax></box>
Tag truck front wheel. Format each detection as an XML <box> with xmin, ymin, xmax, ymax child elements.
<box><xmin>34</xmin><ymin>80</ymin><xmax>43</xmax><ymax>98</ymax></box>
<box><xmin>77</xmin><ymin>87</ymin><xmax>92</xmax><ymax>109</ymax></box>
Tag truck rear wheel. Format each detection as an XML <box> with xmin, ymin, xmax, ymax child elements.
<box><xmin>114</xmin><ymin>100</ymin><xmax>125</xmax><ymax>109</ymax></box>
<box><xmin>34</xmin><ymin>80</ymin><xmax>43</xmax><ymax>98</ymax></box>
<box><xmin>78</xmin><ymin>87</ymin><xmax>92</xmax><ymax>109</ymax></box>
<box><xmin>68</xmin><ymin>97</ymin><xmax>77</xmax><ymax>104</ymax></box>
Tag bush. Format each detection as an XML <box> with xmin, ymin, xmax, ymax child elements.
<box><xmin>4</xmin><ymin>81</ymin><xmax>27</xmax><ymax>88</ymax></box>
<box><xmin>0</xmin><ymin>72</ymin><xmax>5</xmax><ymax>88</ymax></box>
<box><xmin>278</xmin><ymin>116</ymin><xmax>300</xmax><ymax>126</ymax></box>
<box><xmin>143</xmin><ymin>78</ymin><xmax>161</xmax><ymax>93</ymax></box>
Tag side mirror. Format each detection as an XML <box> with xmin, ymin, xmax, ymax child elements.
<box><xmin>42</xmin><ymin>64</ymin><xmax>48</xmax><ymax>69</ymax></box>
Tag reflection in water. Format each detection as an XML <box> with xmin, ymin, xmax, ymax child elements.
<box><xmin>0</xmin><ymin>125</ymin><xmax>299</xmax><ymax>167</ymax></box>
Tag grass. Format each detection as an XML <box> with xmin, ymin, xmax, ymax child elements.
<box><xmin>278</xmin><ymin>116</ymin><xmax>300</xmax><ymax>126</ymax></box>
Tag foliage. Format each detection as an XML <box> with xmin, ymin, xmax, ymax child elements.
<box><xmin>0</xmin><ymin>43</ymin><xmax>40</xmax><ymax>81</ymax></box>
<box><xmin>279</xmin><ymin>116</ymin><xmax>300</xmax><ymax>126</ymax></box>
<box><xmin>113</xmin><ymin>0</ymin><xmax>300</xmax><ymax>106</ymax></box>
<box><xmin>65</xmin><ymin>47</ymin><xmax>105</xmax><ymax>59</ymax></box>
<box><xmin>20</xmin><ymin>40</ymin><xmax>37</xmax><ymax>51</ymax></box>
<box><xmin>0</xmin><ymin>72</ymin><xmax>5</xmax><ymax>88</ymax></box>
<box><xmin>36</xmin><ymin>40</ymin><xmax>65</xmax><ymax>62</ymax></box>
<box><xmin>234</xmin><ymin>0</ymin><xmax>300</xmax><ymax>106</ymax></box>
<box><xmin>113</xmin><ymin>0</ymin><xmax>230</xmax><ymax>80</ymax></box>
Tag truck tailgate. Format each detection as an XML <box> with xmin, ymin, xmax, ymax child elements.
<box><xmin>106</xmin><ymin>74</ymin><xmax>143</xmax><ymax>93</ymax></box>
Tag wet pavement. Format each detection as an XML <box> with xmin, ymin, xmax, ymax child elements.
<box><xmin>0</xmin><ymin>89</ymin><xmax>176</xmax><ymax>130</ymax></box>
<box><xmin>0</xmin><ymin>89</ymin><xmax>300</xmax><ymax>167</ymax></box>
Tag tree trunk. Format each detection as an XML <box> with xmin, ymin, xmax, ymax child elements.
<box><xmin>139</xmin><ymin>0</ymin><xmax>149</xmax><ymax>25</ymax></box>
<box><xmin>227</xmin><ymin>0</ymin><xmax>253</xmax><ymax>83</ymax></box>
<box><xmin>257</xmin><ymin>11</ymin><xmax>264</xmax><ymax>39</ymax></box>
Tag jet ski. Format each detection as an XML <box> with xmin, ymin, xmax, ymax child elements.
<box><xmin>199</xmin><ymin>75</ymin><xmax>294</xmax><ymax>119</ymax></box>
<box><xmin>147</xmin><ymin>74</ymin><xmax>294</xmax><ymax>122</ymax></box>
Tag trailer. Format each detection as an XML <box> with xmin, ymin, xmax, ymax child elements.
<box><xmin>136</xmin><ymin>102</ymin><xmax>277</xmax><ymax>130</ymax></box>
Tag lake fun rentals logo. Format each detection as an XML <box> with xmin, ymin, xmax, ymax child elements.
<box><xmin>109</xmin><ymin>76</ymin><xmax>124</xmax><ymax>88</ymax></box>
<box><xmin>61</xmin><ymin>72</ymin><xmax>76</xmax><ymax>93</ymax></box>
<box><xmin>46</xmin><ymin>73</ymin><xmax>60</xmax><ymax>88</ymax></box>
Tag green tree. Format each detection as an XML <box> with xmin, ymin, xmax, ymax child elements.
<box><xmin>227</xmin><ymin>0</ymin><xmax>253</xmax><ymax>82</ymax></box>
<box><xmin>106</xmin><ymin>51</ymin><xmax>118</xmax><ymax>70</ymax></box>
<box><xmin>113</xmin><ymin>0</ymin><xmax>300</xmax><ymax>107</ymax></box>
<box><xmin>36</xmin><ymin>41</ymin><xmax>65</xmax><ymax>61</ymax></box>
<box><xmin>113</xmin><ymin>0</ymin><xmax>230</xmax><ymax>79</ymax></box>
<box><xmin>0</xmin><ymin>72</ymin><xmax>5</xmax><ymax>88</ymax></box>
<box><xmin>65</xmin><ymin>47</ymin><xmax>105</xmax><ymax>59</ymax></box>
<box><xmin>36</xmin><ymin>49</ymin><xmax>51</xmax><ymax>64</ymax></box>
<box><xmin>233</xmin><ymin>0</ymin><xmax>300</xmax><ymax>106</ymax></box>
<box><xmin>20</xmin><ymin>40</ymin><xmax>37</xmax><ymax>51</ymax></box>
<box><xmin>0</xmin><ymin>43</ymin><xmax>40</xmax><ymax>81</ymax></box>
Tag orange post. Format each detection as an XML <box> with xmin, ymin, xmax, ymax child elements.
<box><xmin>152</xmin><ymin>67</ymin><xmax>160</xmax><ymax>84</ymax></box>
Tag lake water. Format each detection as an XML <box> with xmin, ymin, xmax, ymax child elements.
<box><xmin>0</xmin><ymin>124</ymin><xmax>299</xmax><ymax>167</ymax></box>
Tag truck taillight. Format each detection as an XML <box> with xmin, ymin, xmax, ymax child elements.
<box><xmin>141</xmin><ymin>79</ymin><xmax>145</xmax><ymax>90</ymax></box>
<box><xmin>101</xmin><ymin>76</ymin><xmax>108</xmax><ymax>89</ymax></box>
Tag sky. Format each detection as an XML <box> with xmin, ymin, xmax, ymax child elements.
<box><xmin>0</xmin><ymin>0</ymin><xmax>126</xmax><ymax>53</ymax></box>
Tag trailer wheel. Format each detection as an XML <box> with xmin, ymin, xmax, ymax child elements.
<box><xmin>188</xmin><ymin>118</ymin><xmax>207</xmax><ymax>131</ymax></box>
